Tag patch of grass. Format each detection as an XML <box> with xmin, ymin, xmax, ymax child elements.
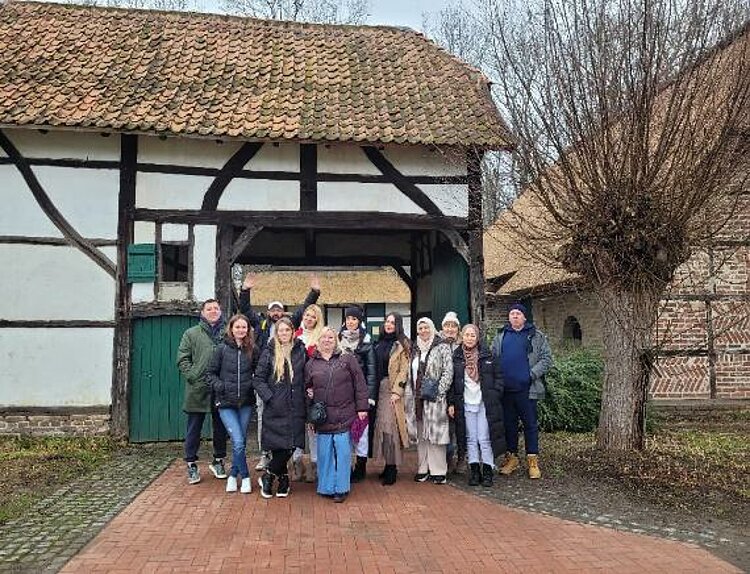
<box><xmin>0</xmin><ymin>436</ymin><xmax>119</xmax><ymax>524</ymax></box>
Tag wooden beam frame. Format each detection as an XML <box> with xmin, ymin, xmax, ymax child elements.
<box><xmin>230</xmin><ymin>225</ymin><xmax>263</xmax><ymax>263</ymax></box>
<box><xmin>201</xmin><ymin>142</ymin><xmax>264</xmax><ymax>210</ymax></box>
<box><xmin>467</xmin><ymin>148</ymin><xmax>485</xmax><ymax>327</ymax></box>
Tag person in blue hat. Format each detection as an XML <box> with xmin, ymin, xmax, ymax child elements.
<box><xmin>491</xmin><ymin>302</ymin><xmax>552</xmax><ymax>479</ymax></box>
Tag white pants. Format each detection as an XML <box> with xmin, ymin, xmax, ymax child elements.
<box><xmin>354</xmin><ymin>424</ymin><xmax>369</xmax><ymax>457</ymax></box>
<box><xmin>255</xmin><ymin>394</ymin><xmax>264</xmax><ymax>451</ymax></box>
<box><xmin>416</xmin><ymin>420</ymin><xmax>447</xmax><ymax>476</ymax></box>
<box><xmin>466</xmin><ymin>402</ymin><xmax>494</xmax><ymax>467</ymax></box>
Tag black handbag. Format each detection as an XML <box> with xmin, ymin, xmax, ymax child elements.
<box><xmin>307</xmin><ymin>359</ymin><xmax>337</xmax><ymax>426</ymax></box>
<box><xmin>419</xmin><ymin>376</ymin><xmax>439</xmax><ymax>401</ymax></box>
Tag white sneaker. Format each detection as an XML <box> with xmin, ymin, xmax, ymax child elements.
<box><xmin>226</xmin><ymin>476</ymin><xmax>238</xmax><ymax>492</ymax></box>
<box><xmin>240</xmin><ymin>477</ymin><xmax>252</xmax><ymax>494</ymax></box>
<box><xmin>255</xmin><ymin>453</ymin><xmax>269</xmax><ymax>471</ymax></box>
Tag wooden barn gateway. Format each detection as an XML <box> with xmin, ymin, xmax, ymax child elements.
<box><xmin>0</xmin><ymin>1</ymin><xmax>511</xmax><ymax>439</ymax></box>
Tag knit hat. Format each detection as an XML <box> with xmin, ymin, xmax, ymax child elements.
<box><xmin>344</xmin><ymin>306</ymin><xmax>364</xmax><ymax>322</ymax></box>
<box><xmin>441</xmin><ymin>311</ymin><xmax>460</xmax><ymax>327</ymax></box>
<box><xmin>267</xmin><ymin>301</ymin><xmax>284</xmax><ymax>311</ymax></box>
<box><xmin>508</xmin><ymin>303</ymin><xmax>528</xmax><ymax>317</ymax></box>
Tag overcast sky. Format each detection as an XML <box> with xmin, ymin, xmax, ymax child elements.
<box><xmin>368</xmin><ymin>0</ymin><xmax>452</xmax><ymax>31</ymax></box>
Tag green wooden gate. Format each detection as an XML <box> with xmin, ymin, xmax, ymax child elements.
<box><xmin>129</xmin><ymin>315</ymin><xmax>210</xmax><ymax>442</ymax></box>
<box><xmin>430</xmin><ymin>242</ymin><xmax>471</xmax><ymax>327</ymax></box>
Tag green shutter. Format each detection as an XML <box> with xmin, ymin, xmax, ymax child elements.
<box><xmin>127</xmin><ymin>244</ymin><xmax>156</xmax><ymax>283</ymax></box>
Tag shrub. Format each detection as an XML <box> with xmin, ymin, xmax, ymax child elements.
<box><xmin>537</xmin><ymin>346</ymin><xmax>603</xmax><ymax>433</ymax></box>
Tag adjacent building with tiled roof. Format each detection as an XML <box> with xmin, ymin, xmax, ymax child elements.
<box><xmin>0</xmin><ymin>1</ymin><xmax>511</xmax><ymax>148</ymax></box>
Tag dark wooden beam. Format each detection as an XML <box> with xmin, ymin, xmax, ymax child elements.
<box><xmin>111</xmin><ymin>133</ymin><xmax>137</xmax><ymax>440</ymax></box>
<box><xmin>0</xmin><ymin>129</ymin><xmax>116</xmax><ymax>278</ymax></box>
<box><xmin>467</xmin><ymin>148</ymin><xmax>485</xmax><ymax>328</ymax></box>
<box><xmin>243</xmin><ymin>255</ymin><xmax>410</xmax><ymax>267</ymax></box>
<box><xmin>230</xmin><ymin>224</ymin><xmax>263</xmax><ymax>263</ymax></box>
<box><xmin>216</xmin><ymin>225</ymin><xmax>234</xmax><ymax>312</ymax></box>
<box><xmin>300</xmin><ymin>144</ymin><xmax>318</xmax><ymax>211</ymax></box>
<box><xmin>201</xmin><ymin>142</ymin><xmax>264</xmax><ymax>210</ymax></box>
<box><xmin>0</xmin><ymin>236</ymin><xmax>117</xmax><ymax>246</ymax></box>
<box><xmin>0</xmin><ymin>320</ymin><xmax>117</xmax><ymax>328</ymax></box>
<box><xmin>361</xmin><ymin>146</ymin><xmax>443</xmax><ymax>216</ymax></box>
<box><xmin>132</xmin><ymin>209</ymin><xmax>468</xmax><ymax>230</ymax></box>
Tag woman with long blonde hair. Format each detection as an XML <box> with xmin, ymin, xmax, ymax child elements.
<box><xmin>252</xmin><ymin>317</ymin><xmax>307</xmax><ymax>499</ymax></box>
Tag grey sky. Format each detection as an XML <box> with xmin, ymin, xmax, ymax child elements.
<box><xmin>367</xmin><ymin>0</ymin><xmax>453</xmax><ymax>31</ymax></box>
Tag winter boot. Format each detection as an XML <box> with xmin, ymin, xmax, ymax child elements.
<box><xmin>481</xmin><ymin>464</ymin><xmax>494</xmax><ymax>487</ymax></box>
<box><xmin>351</xmin><ymin>456</ymin><xmax>367</xmax><ymax>483</ymax></box>
<box><xmin>258</xmin><ymin>471</ymin><xmax>274</xmax><ymax>499</ymax></box>
<box><xmin>276</xmin><ymin>474</ymin><xmax>290</xmax><ymax>497</ymax></box>
<box><xmin>499</xmin><ymin>452</ymin><xmax>520</xmax><ymax>475</ymax></box>
<box><xmin>527</xmin><ymin>455</ymin><xmax>542</xmax><ymax>479</ymax></box>
<box><xmin>468</xmin><ymin>463</ymin><xmax>481</xmax><ymax>486</ymax></box>
<box><xmin>291</xmin><ymin>457</ymin><xmax>305</xmax><ymax>482</ymax></box>
<box><xmin>381</xmin><ymin>464</ymin><xmax>398</xmax><ymax>486</ymax></box>
<box><xmin>305</xmin><ymin>461</ymin><xmax>317</xmax><ymax>483</ymax></box>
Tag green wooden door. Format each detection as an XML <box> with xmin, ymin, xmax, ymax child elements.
<box><xmin>129</xmin><ymin>315</ymin><xmax>210</xmax><ymax>442</ymax></box>
<box><xmin>431</xmin><ymin>242</ymin><xmax>470</xmax><ymax>327</ymax></box>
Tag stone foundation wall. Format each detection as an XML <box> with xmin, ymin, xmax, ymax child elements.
<box><xmin>0</xmin><ymin>408</ymin><xmax>110</xmax><ymax>437</ymax></box>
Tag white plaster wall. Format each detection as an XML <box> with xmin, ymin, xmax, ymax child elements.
<box><xmin>131</xmin><ymin>282</ymin><xmax>155</xmax><ymax>304</ymax></box>
<box><xmin>419</xmin><ymin>184</ymin><xmax>469</xmax><ymax>217</ymax></box>
<box><xmin>0</xmin><ymin>328</ymin><xmax>113</xmax><ymax>406</ymax></box>
<box><xmin>318</xmin><ymin>144</ymin><xmax>381</xmax><ymax>175</ymax></box>
<box><xmin>138</xmin><ymin>136</ymin><xmax>242</xmax><ymax>168</ymax></box>
<box><xmin>6</xmin><ymin>128</ymin><xmax>120</xmax><ymax>161</ymax></box>
<box><xmin>193</xmin><ymin>225</ymin><xmax>217</xmax><ymax>301</ymax></box>
<box><xmin>0</xmin><ymin>245</ymin><xmax>115</xmax><ymax>320</ymax></box>
<box><xmin>219</xmin><ymin>179</ymin><xmax>300</xmax><ymax>211</ymax></box>
<box><xmin>34</xmin><ymin>167</ymin><xmax>119</xmax><ymax>239</ymax></box>
<box><xmin>383</xmin><ymin>145</ymin><xmax>466</xmax><ymax>176</ymax></box>
<box><xmin>161</xmin><ymin>223</ymin><xmax>189</xmax><ymax>242</ymax></box>
<box><xmin>318</xmin><ymin>182</ymin><xmax>425</xmax><ymax>214</ymax></box>
<box><xmin>246</xmin><ymin>143</ymin><xmax>300</xmax><ymax>172</ymax></box>
<box><xmin>134</xmin><ymin>221</ymin><xmax>156</xmax><ymax>243</ymax></box>
<box><xmin>136</xmin><ymin>173</ymin><xmax>212</xmax><ymax>210</ymax></box>
<box><xmin>0</xmin><ymin>166</ymin><xmax>62</xmax><ymax>237</ymax></box>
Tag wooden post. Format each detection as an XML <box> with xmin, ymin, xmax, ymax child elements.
<box><xmin>216</xmin><ymin>225</ymin><xmax>234</xmax><ymax>313</ymax></box>
<box><xmin>111</xmin><ymin>134</ymin><xmax>137</xmax><ymax>440</ymax></box>
<box><xmin>467</xmin><ymin>148</ymin><xmax>486</xmax><ymax>329</ymax></box>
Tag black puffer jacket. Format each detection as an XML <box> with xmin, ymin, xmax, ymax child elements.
<box><xmin>206</xmin><ymin>340</ymin><xmax>260</xmax><ymax>409</ymax></box>
<box><xmin>252</xmin><ymin>339</ymin><xmax>307</xmax><ymax>451</ymax></box>
<box><xmin>449</xmin><ymin>344</ymin><xmax>506</xmax><ymax>458</ymax></box>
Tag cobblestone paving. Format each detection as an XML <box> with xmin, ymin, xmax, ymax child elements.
<box><xmin>0</xmin><ymin>445</ymin><xmax>177</xmax><ymax>574</ymax></box>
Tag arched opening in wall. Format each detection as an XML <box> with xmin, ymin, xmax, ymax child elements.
<box><xmin>563</xmin><ymin>315</ymin><xmax>583</xmax><ymax>345</ymax></box>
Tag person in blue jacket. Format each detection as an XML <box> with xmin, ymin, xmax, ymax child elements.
<box><xmin>491</xmin><ymin>303</ymin><xmax>552</xmax><ymax>479</ymax></box>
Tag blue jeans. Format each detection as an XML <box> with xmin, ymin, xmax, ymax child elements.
<box><xmin>218</xmin><ymin>406</ymin><xmax>254</xmax><ymax>479</ymax></box>
<box><xmin>502</xmin><ymin>391</ymin><xmax>539</xmax><ymax>454</ymax></box>
<box><xmin>316</xmin><ymin>431</ymin><xmax>352</xmax><ymax>495</ymax></box>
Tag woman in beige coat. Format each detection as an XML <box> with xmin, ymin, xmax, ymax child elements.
<box><xmin>371</xmin><ymin>312</ymin><xmax>411</xmax><ymax>486</ymax></box>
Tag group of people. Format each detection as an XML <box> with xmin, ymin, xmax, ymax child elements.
<box><xmin>176</xmin><ymin>272</ymin><xmax>553</xmax><ymax>503</ymax></box>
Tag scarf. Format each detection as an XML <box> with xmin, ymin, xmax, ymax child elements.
<box><xmin>201</xmin><ymin>316</ymin><xmax>225</xmax><ymax>345</ymax></box>
<box><xmin>416</xmin><ymin>335</ymin><xmax>434</xmax><ymax>356</ymax></box>
<box><xmin>463</xmin><ymin>343</ymin><xmax>479</xmax><ymax>383</ymax></box>
<box><xmin>339</xmin><ymin>329</ymin><xmax>361</xmax><ymax>354</ymax></box>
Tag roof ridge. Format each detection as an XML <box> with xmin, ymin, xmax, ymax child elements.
<box><xmin>8</xmin><ymin>0</ymin><xmax>425</xmax><ymax>34</ymax></box>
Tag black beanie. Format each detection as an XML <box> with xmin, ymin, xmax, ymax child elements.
<box><xmin>344</xmin><ymin>306</ymin><xmax>364</xmax><ymax>322</ymax></box>
<box><xmin>509</xmin><ymin>302</ymin><xmax>528</xmax><ymax>317</ymax></box>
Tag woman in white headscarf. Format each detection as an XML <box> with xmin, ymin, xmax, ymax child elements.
<box><xmin>409</xmin><ymin>317</ymin><xmax>454</xmax><ymax>484</ymax></box>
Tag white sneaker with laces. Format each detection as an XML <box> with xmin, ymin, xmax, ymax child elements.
<box><xmin>240</xmin><ymin>477</ymin><xmax>252</xmax><ymax>494</ymax></box>
<box><xmin>226</xmin><ymin>476</ymin><xmax>238</xmax><ymax>492</ymax></box>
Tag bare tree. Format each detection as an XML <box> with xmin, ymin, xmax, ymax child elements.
<box><xmin>484</xmin><ymin>0</ymin><xmax>749</xmax><ymax>451</ymax></box>
<box><xmin>220</xmin><ymin>0</ymin><xmax>369</xmax><ymax>23</ymax></box>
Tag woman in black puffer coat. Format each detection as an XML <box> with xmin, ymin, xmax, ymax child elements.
<box><xmin>206</xmin><ymin>314</ymin><xmax>260</xmax><ymax>494</ymax></box>
<box><xmin>448</xmin><ymin>324</ymin><xmax>505</xmax><ymax>488</ymax></box>
<box><xmin>252</xmin><ymin>317</ymin><xmax>308</xmax><ymax>499</ymax></box>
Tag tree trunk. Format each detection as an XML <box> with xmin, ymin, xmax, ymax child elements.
<box><xmin>596</xmin><ymin>288</ymin><xmax>659</xmax><ymax>451</ymax></box>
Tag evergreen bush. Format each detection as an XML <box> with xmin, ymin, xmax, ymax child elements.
<box><xmin>537</xmin><ymin>346</ymin><xmax>603</xmax><ymax>432</ymax></box>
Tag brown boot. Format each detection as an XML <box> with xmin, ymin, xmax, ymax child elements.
<box><xmin>527</xmin><ymin>454</ymin><xmax>541</xmax><ymax>479</ymax></box>
<box><xmin>291</xmin><ymin>456</ymin><xmax>305</xmax><ymax>482</ymax></box>
<box><xmin>305</xmin><ymin>460</ymin><xmax>317</xmax><ymax>483</ymax></box>
<box><xmin>498</xmin><ymin>452</ymin><xmax>520</xmax><ymax>475</ymax></box>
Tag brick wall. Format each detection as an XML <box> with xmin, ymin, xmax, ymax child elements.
<box><xmin>0</xmin><ymin>408</ymin><xmax>110</xmax><ymax>437</ymax></box>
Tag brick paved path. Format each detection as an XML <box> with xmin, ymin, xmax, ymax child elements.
<box><xmin>62</xmin><ymin>458</ymin><xmax>739</xmax><ymax>573</ymax></box>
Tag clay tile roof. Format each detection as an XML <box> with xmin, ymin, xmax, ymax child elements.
<box><xmin>0</xmin><ymin>1</ymin><xmax>512</xmax><ymax>148</ymax></box>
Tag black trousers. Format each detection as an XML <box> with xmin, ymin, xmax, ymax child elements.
<box><xmin>267</xmin><ymin>449</ymin><xmax>293</xmax><ymax>476</ymax></box>
<box><xmin>184</xmin><ymin>409</ymin><xmax>228</xmax><ymax>462</ymax></box>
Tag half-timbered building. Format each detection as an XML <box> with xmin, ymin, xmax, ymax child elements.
<box><xmin>0</xmin><ymin>1</ymin><xmax>511</xmax><ymax>439</ymax></box>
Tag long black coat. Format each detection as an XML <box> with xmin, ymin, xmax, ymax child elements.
<box><xmin>252</xmin><ymin>339</ymin><xmax>307</xmax><ymax>451</ymax></box>
<box><xmin>449</xmin><ymin>344</ymin><xmax>506</xmax><ymax>459</ymax></box>
<box><xmin>206</xmin><ymin>340</ymin><xmax>260</xmax><ymax>409</ymax></box>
